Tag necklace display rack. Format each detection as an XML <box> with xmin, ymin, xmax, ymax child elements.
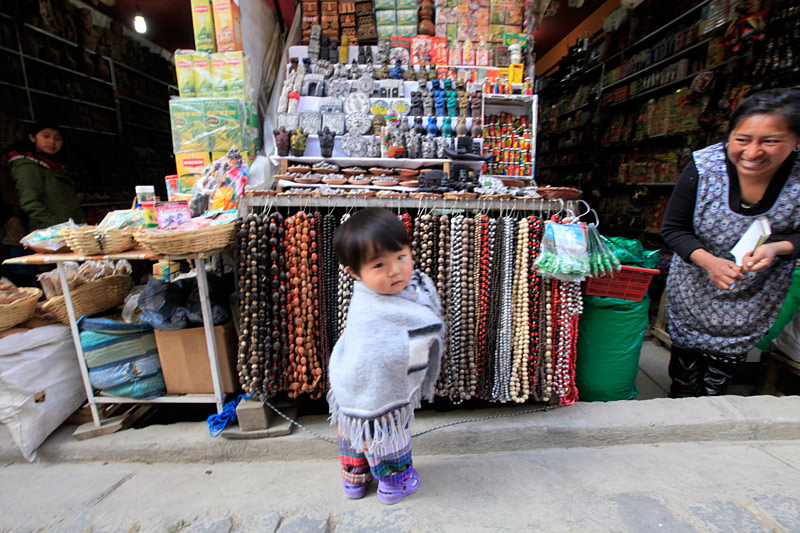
<box><xmin>236</xmin><ymin>196</ymin><xmax>584</xmax><ymax>409</ymax></box>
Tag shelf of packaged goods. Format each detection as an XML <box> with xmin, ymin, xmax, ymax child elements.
<box><xmin>122</xmin><ymin>122</ymin><xmax>170</xmax><ymax>134</ymax></box>
<box><xmin>537</xmin><ymin>143</ymin><xmax>590</xmax><ymax>156</ymax></box>
<box><xmin>539</xmin><ymin>122</ymin><xmax>592</xmax><ymax>137</ymax></box>
<box><xmin>602</xmin><ymin>57</ymin><xmax>741</xmax><ymax>107</ymax></box>
<box><xmin>537</xmin><ymin>161</ymin><xmax>593</xmax><ymax>170</ymax></box>
<box><xmin>241</xmin><ymin>194</ymin><xmax>564</xmax><ymax>212</ymax></box>
<box><xmin>270</xmin><ymin>155</ymin><xmax>485</xmax><ymax>169</ymax></box>
<box><xmin>58</xmin><ymin>125</ymin><xmax>119</xmax><ymax>136</ymax></box>
<box><xmin>602</xmin><ymin>0</ymin><xmax>713</xmax><ymax>64</ymax></box>
<box><xmin>26</xmin><ymin>87</ymin><xmax>117</xmax><ymax>111</ymax></box>
<box><xmin>602</xmin><ymin>37</ymin><xmax>714</xmax><ymax>91</ymax></box>
<box><xmin>22</xmin><ymin>22</ymin><xmax>86</xmax><ymax>51</ymax></box>
<box><xmin>22</xmin><ymin>53</ymin><xmax>113</xmax><ymax>86</ymax></box>
<box><xmin>483</xmin><ymin>93</ymin><xmax>535</xmax><ymax>103</ymax></box>
<box><xmin>111</xmin><ymin>59</ymin><xmax>177</xmax><ymax>90</ymax></box>
<box><xmin>118</xmin><ymin>96</ymin><xmax>168</xmax><ymax>114</ymax></box>
<box><xmin>603</xmin><ymin>131</ymin><xmax>700</xmax><ymax>147</ymax></box>
<box><xmin>555</xmin><ymin>102</ymin><xmax>592</xmax><ymax>119</ymax></box>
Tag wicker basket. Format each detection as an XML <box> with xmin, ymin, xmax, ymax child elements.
<box><xmin>0</xmin><ymin>287</ymin><xmax>42</xmax><ymax>331</ymax></box>
<box><xmin>63</xmin><ymin>226</ymin><xmax>137</xmax><ymax>255</ymax></box>
<box><xmin>134</xmin><ymin>222</ymin><xmax>236</xmax><ymax>256</ymax></box>
<box><xmin>42</xmin><ymin>274</ymin><xmax>132</xmax><ymax>324</ymax></box>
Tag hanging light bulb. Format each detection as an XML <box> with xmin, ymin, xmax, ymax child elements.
<box><xmin>134</xmin><ymin>6</ymin><xmax>147</xmax><ymax>34</ymax></box>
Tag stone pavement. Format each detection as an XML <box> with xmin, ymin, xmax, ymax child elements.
<box><xmin>2</xmin><ymin>440</ymin><xmax>800</xmax><ymax>531</ymax></box>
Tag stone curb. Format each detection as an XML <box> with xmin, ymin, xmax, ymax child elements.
<box><xmin>2</xmin><ymin>395</ymin><xmax>799</xmax><ymax>464</ymax></box>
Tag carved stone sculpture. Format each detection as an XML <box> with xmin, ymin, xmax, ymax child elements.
<box><xmin>318</xmin><ymin>126</ymin><xmax>335</xmax><ymax>158</ymax></box>
<box><xmin>289</xmin><ymin>128</ymin><xmax>309</xmax><ymax>157</ymax></box>
<box><xmin>436</xmin><ymin>136</ymin><xmax>449</xmax><ymax>158</ymax></box>
<box><xmin>409</xmin><ymin>91</ymin><xmax>423</xmax><ymax>116</ymax></box>
<box><xmin>413</xmin><ymin>116</ymin><xmax>426</xmax><ymax>136</ymax></box>
<box><xmin>273</xmin><ymin>127</ymin><xmax>290</xmax><ymax>156</ymax></box>
<box><xmin>367</xmin><ymin>135</ymin><xmax>381</xmax><ymax>157</ymax></box>
<box><xmin>421</xmin><ymin>134</ymin><xmax>437</xmax><ymax>159</ymax></box>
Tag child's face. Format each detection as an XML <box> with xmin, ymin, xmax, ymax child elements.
<box><xmin>347</xmin><ymin>244</ymin><xmax>413</xmax><ymax>295</ymax></box>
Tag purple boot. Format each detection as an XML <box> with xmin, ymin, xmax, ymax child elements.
<box><xmin>343</xmin><ymin>473</ymin><xmax>372</xmax><ymax>499</ymax></box>
<box><xmin>377</xmin><ymin>466</ymin><xmax>420</xmax><ymax>505</ymax></box>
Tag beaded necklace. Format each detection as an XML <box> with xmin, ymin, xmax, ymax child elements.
<box><xmin>474</xmin><ymin>213</ymin><xmax>490</xmax><ymax>397</ymax></box>
<box><xmin>337</xmin><ymin>213</ymin><xmax>353</xmax><ymax>338</ymax></box>
<box><xmin>491</xmin><ymin>216</ymin><xmax>514</xmax><ymax>403</ymax></box>
<box><xmin>447</xmin><ymin>214</ymin><xmax>464</xmax><ymax>403</ymax></box>
<box><xmin>525</xmin><ymin>216</ymin><xmax>546</xmax><ymax>402</ymax></box>
<box><xmin>480</xmin><ymin>215</ymin><xmax>501</xmax><ymax>400</ymax></box>
<box><xmin>460</xmin><ymin>216</ymin><xmax>475</xmax><ymax>401</ymax></box>
<box><xmin>509</xmin><ymin>216</ymin><xmax>530</xmax><ymax>403</ymax></box>
<box><xmin>434</xmin><ymin>214</ymin><xmax>451</xmax><ymax>397</ymax></box>
<box><xmin>235</xmin><ymin>215</ymin><xmax>259</xmax><ymax>396</ymax></box>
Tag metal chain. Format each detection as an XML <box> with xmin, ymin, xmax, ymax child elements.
<box><xmin>262</xmin><ymin>398</ymin><xmax>559</xmax><ymax>445</ymax></box>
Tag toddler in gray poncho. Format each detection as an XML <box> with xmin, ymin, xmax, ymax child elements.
<box><xmin>329</xmin><ymin>208</ymin><xmax>444</xmax><ymax>505</ymax></box>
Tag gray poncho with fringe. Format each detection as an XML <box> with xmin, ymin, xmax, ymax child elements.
<box><xmin>328</xmin><ymin>270</ymin><xmax>444</xmax><ymax>452</ymax></box>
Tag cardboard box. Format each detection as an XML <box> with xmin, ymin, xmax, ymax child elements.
<box><xmin>212</xmin><ymin>0</ymin><xmax>242</xmax><ymax>52</ymax></box>
<box><xmin>170</xmin><ymin>99</ymin><xmax>207</xmax><ymax>152</ymax></box>
<box><xmin>191</xmin><ymin>0</ymin><xmax>216</xmax><ymax>52</ymax></box>
<box><xmin>155</xmin><ymin>322</ymin><xmax>239</xmax><ymax>394</ymax></box>
<box><xmin>174</xmin><ymin>49</ymin><xmax>196</xmax><ymax>97</ymax></box>
<box><xmin>193</xmin><ymin>52</ymin><xmax>214</xmax><ymax>97</ymax></box>
<box><xmin>203</xmin><ymin>98</ymin><xmax>243</xmax><ymax>152</ymax></box>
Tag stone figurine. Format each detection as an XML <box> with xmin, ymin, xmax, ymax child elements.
<box><xmin>289</xmin><ymin>128</ymin><xmax>309</xmax><ymax>157</ymax></box>
<box><xmin>371</xmin><ymin>114</ymin><xmax>386</xmax><ymax>135</ymax></box>
<box><xmin>409</xmin><ymin>91</ymin><xmax>423</xmax><ymax>116</ymax></box>
<box><xmin>447</xmin><ymin>90</ymin><xmax>458</xmax><ymax>117</ymax></box>
<box><xmin>434</xmin><ymin>89</ymin><xmax>446</xmax><ymax>117</ymax></box>
<box><xmin>455</xmin><ymin>117</ymin><xmax>468</xmax><ymax>137</ymax></box>
<box><xmin>413</xmin><ymin>116</ymin><xmax>426</xmax><ymax>136</ymax></box>
<box><xmin>441</xmin><ymin>117</ymin><xmax>453</xmax><ymax>137</ymax></box>
<box><xmin>471</xmin><ymin>117</ymin><xmax>483</xmax><ymax>138</ymax></box>
<box><xmin>273</xmin><ymin>127</ymin><xmax>290</xmax><ymax>156</ymax></box>
<box><xmin>423</xmin><ymin>91</ymin><xmax>435</xmax><ymax>117</ymax></box>
<box><xmin>470</xmin><ymin>90</ymin><xmax>482</xmax><ymax>118</ymax></box>
<box><xmin>421</xmin><ymin>134</ymin><xmax>437</xmax><ymax>159</ymax></box>
<box><xmin>390</xmin><ymin>59</ymin><xmax>405</xmax><ymax>80</ymax></box>
<box><xmin>318</xmin><ymin>126</ymin><xmax>335</xmax><ymax>158</ymax></box>
<box><xmin>367</xmin><ymin>135</ymin><xmax>381</xmax><ymax>157</ymax></box>
<box><xmin>436</xmin><ymin>136</ymin><xmax>449</xmax><ymax>158</ymax></box>
<box><xmin>426</xmin><ymin>117</ymin><xmax>439</xmax><ymax>136</ymax></box>
<box><xmin>406</xmin><ymin>133</ymin><xmax>421</xmax><ymax>159</ymax></box>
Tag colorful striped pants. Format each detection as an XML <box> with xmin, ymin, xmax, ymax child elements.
<box><xmin>337</xmin><ymin>424</ymin><xmax>413</xmax><ymax>484</ymax></box>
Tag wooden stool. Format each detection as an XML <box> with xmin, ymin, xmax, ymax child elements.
<box><xmin>757</xmin><ymin>350</ymin><xmax>800</xmax><ymax>395</ymax></box>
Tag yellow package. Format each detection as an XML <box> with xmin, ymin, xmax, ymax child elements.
<box><xmin>211</xmin><ymin>53</ymin><xmax>228</xmax><ymax>96</ymax></box>
<box><xmin>212</xmin><ymin>0</ymin><xmax>242</xmax><ymax>52</ymax></box>
<box><xmin>153</xmin><ymin>260</ymin><xmax>181</xmax><ymax>282</ymax></box>
<box><xmin>204</xmin><ymin>98</ymin><xmax>242</xmax><ymax>152</ymax></box>
<box><xmin>193</xmin><ymin>52</ymin><xmax>214</xmax><ymax>97</ymax></box>
<box><xmin>175</xmin><ymin>49</ymin><xmax>196</xmax><ymax>97</ymax></box>
<box><xmin>191</xmin><ymin>0</ymin><xmax>216</xmax><ymax>53</ymax></box>
<box><xmin>170</xmin><ymin>99</ymin><xmax>207</xmax><ymax>152</ymax></box>
<box><xmin>176</xmin><ymin>152</ymin><xmax>211</xmax><ymax>180</ymax></box>
<box><xmin>223</xmin><ymin>51</ymin><xmax>245</xmax><ymax>98</ymax></box>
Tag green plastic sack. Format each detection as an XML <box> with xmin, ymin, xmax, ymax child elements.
<box><xmin>757</xmin><ymin>266</ymin><xmax>800</xmax><ymax>350</ymax></box>
<box><xmin>576</xmin><ymin>295</ymin><xmax>650</xmax><ymax>402</ymax></box>
<box><xmin>603</xmin><ymin>236</ymin><xmax>660</xmax><ymax>269</ymax></box>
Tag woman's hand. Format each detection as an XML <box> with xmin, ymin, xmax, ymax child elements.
<box><xmin>690</xmin><ymin>248</ymin><xmax>745</xmax><ymax>290</ymax></box>
<box><xmin>743</xmin><ymin>241</ymin><xmax>795</xmax><ymax>272</ymax></box>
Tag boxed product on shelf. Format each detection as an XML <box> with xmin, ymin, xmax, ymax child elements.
<box><xmin>211</xmin><ymin>0</ymin><xmax>243</xmax><ymax>52</ymax></box>
<box><xmin>175</xmin><ymin>50</ymin><xmax>196</xmax><ymax>97</ymax></box>
<box><xmin>191</xmin><ymin>0</ymin><xmax>217</xmax><ymax>52</ymax></box>
<box><xmin>152</xmin><ymin>260</ymin><xmax>181</xmax><ymax>282</ymax></box>
<box><xmin>194</xmin><ymin>52</ymin><xmax>214</xmax><ymax>97</ymax></box>
<box><xmin>204</xmin><ymin>98</ymin><xmax>244</xmax><ymax>151</ymax></box>
<box><xmin>170</xmin><ymin>99</ymin><xmax>207</xmax><ymax>152</ymax></box>
<box><xmin>154</xmin><ymin>322</ymin><xmax>239</xmax><ymax>394</ymax></box>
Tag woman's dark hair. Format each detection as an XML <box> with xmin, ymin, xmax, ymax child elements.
<box><xmin>727</xmin><ymin>88</ymin><xmax>800</xmax><ymax>137</ymax></box>
<box><xmin>333</xmin><ymin>208</ymin><xmax>410</xmax><ymax>274</ymax></box>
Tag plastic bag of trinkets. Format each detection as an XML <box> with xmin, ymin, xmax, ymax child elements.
<box><xmin>533</xmin><ymin>221</ymin><xmax>591</xmax><ymax>282</ymax></box>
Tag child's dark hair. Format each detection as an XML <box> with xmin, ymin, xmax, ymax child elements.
<box><xmin>333</xmin><ymin>208</ymin><xmax>410</xmax><ymax>274</ymax></box>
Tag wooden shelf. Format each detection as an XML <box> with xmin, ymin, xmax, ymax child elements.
<box><xmin>602</xmin><ymin>37</ymin><xmax>713</xmax><ymax>90</ymax></box>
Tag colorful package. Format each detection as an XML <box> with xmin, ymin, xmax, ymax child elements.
<box><xmin>193</xmin><ymin>52</ymin><xmax>214</xmax><ymax>97</ymax></box>
<box><xmin>211</xmin><ymin>0</ymin><xmax>242</xmax><ymax>52</ymax></box>
<box><xmin>170</xmin><ymin>99</ymin><xmax>207</xmax><ymax>152</ymax></box>
<box><xmin>211</xmin><ymin>53</ymin><xmax>228</xmax><ymax>96</ymax></box>
<box><xmin>174</xmin><ymin>49</ymin><xmax>196</xmax><ymax>97</ymax></box>
<box><xmin>97</xmin><ymin>209</ymin><xmax>147</xmax><ymax>231</ymax></box>
<box><xmin>191</xmin><ymin>0</ymin><xmax>216</xmax><ymax>52</ymax></box>
<box><xmin>203</xmin><ymin>98</ymin><xmax>243</xmax><ymax>152</ymax></box>
<box><xmin>154</xmin><ymin>201</ymin><xmax>192</xmax><ymax>229</ymax></box>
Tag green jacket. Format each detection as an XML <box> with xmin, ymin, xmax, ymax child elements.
<box><xmin>8</xmin><ymin>154</ymin><xmax>86</xmax><ymax>231</ymax></box>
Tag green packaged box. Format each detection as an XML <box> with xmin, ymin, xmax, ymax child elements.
<box><xmin>377</xmin><ymin>25</ymin><xmax>396</xmax><ymax>40</ymax></box>
<box><xmin>375</xmin><ymin>10</ymin><xmax>396</xmax><ymax>25</ymax></box>
<box><xmin>190</xmin><ymin>0</ymin><xmax>216</xmax><ymax>52</ymax></box>
<box><xmin>374</xmin><ymin>0</ymin><xmax>396</xmax><ymax>9</ymax></box>
<box><xmin>211</xmin><ymin>53</ymin><xmax>227</xmax><ymax>97</ymax></box>
<box><xmin>394</xmin><ymin>24</ymin><xmax>417</xmax><ymax>37</ymax></box>
<box><xmin>395</xmin><ymin>9</ymin><xmax>417</xmax><ymax>25</ymax></box>
<box><xmin>174</xmin><ymin>49</ymin><xmax>196</xmax><ymax>97</ymax></box>
<box><xmin>204</xmin><ymin>98</ymin><xmax>243</xmax><ymax>152</ymax></box>
<box><xmin>194</xmin><ymin>52</ymin><xmax>214</xmax><ymax>97</ymax></box>
<box><xmin>170</xmin><ymin>99</ymin><xmax>207</xmax><ymax>152</ymax></box>
<box><xmin>395</xmin><ymin>0</ymin><xmax>417</xmax><ymax>9</ymax></box>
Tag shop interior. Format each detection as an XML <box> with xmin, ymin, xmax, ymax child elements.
<box><xmin>0</xmin><ymin>0</ymin><xmax>798</xmax><ymax>460</ymax></box>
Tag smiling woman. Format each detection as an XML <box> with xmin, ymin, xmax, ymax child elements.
<box><xmin>660</xmin><ymin>88</ymin><xmax>800</xmax><ymax>398</ymax></box>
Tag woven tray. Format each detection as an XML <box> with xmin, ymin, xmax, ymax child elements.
<box><xmin>42</xmin><ymin>274</ymin><xmax>132</xmax><ymax>325</ymax></box>
<box><xmin>63</xmin><ymin>226</ymin><xmax>137</xmax><ymax>255</ymax></box>
<box><xmin>0</xmin><ymin>287</ymin><xmax>42</xmax><ymax>331</ymax></box>
<box><xmin>134</xmin><ymin>222</ymin><xmax>235</xmax><ymax>255</ymax></box>
<box><xmin>537</xmin><ymin>187</ymin><xmax>582</xmax><ymax>200</ymax></box>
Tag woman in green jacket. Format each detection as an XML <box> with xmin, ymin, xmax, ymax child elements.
<box><xmin>5</xmin><ymin>122</ymin><xmax>86</xmax><ymax>231</ymax></box>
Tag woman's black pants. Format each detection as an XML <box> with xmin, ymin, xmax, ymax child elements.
<box><xmin>668</xmin><ymin>345</ymin><xmax>741</xmax><ymax>397</ymax></box>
